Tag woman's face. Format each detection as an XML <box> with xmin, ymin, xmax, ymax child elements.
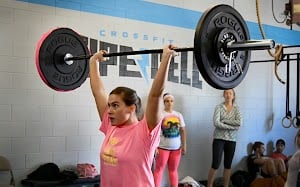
<box><xmin>164</xmin><ymin>97</ymin><xmax>174</xmax><ymax>110</ymax></box>
<box><xmin>107</xmin><ymin>94</ymin><xmax>133</xmax><ymax>126</ymax></box>
<box><xmin>224</xmin><ymin>89</ymin><xmax>235</xmax><ymax>103</ymax></box>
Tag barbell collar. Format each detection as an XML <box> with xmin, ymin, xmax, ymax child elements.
<box><xmin>226</xmin><ymin>39</ymin><xmax>275</xmax><ymax>51</ymax></box>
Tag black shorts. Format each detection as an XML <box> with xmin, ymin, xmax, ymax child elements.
<box><xmin>211</xmin><ymin>139</ymin><xmax>236</xmax><ymax>169</ymax></box>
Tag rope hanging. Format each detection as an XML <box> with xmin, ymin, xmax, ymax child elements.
<box><xmin>255</xmin><ymin>0</ymin><xmax>285</xmax><ymax>84</ymax></box>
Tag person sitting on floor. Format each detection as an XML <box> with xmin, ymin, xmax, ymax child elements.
<box><xmin>271</xmin><ymin>139</ymin><xmax>291</xmax><ymax>168</ymax></box>
<box><xmin>247</xmin><ymin>141</ymin><xmax>286</xmax><ymax>181</ymax></box>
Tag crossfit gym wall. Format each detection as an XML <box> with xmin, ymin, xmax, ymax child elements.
<box><xmin>0</xmin><ymin>0</ymin><xmax>299</xmax><ymax>186</ymax></box>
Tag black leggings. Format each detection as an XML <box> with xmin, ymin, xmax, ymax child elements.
<box><xmin>211</xmin><ymin>139</ymin><xmax>236</xmax><ymax>169</ymax></box>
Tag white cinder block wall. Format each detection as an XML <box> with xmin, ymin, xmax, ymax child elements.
<box><xmin>0</xmin><ymin>0</ymin><xmax>299</xmax><ymax>186</ymax></box>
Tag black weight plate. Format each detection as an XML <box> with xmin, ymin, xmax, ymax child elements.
<box><xmin>194</xmin><ymin>4</ymin><xmax>250</xmax><ymax>89</ymax></box>
<box><xmin>36</xmin><ymin>28</ymin><xmax>90</xmax><ymax>91</ymax></box>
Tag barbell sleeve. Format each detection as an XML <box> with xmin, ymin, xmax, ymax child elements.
<box><xmin>226</xmin><ymin>39</ymin><xmax>275</xmax><ymax>51</ymax></box>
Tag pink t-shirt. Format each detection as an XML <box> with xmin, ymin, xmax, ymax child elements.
<box><xmin>99</xmin><ymin>110</ymin><xmax>161</xmax><ymax>187</ymax></box>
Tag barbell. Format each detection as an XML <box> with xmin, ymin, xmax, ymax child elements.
<box><xmin>35</xmin><ymin>4</ymin><xmax>275</xmax><ymax>91</ymax></box>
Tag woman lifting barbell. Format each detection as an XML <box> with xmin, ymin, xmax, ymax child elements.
<box><xmin>89</xmin><ymin>44</ymin><xmax>177</xmax><ymax>187</ymax></box>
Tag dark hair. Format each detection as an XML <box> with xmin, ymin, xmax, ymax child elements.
<box><xmin>110</xmin><ymin>87</ymin><xmax>143</xmax><ymax>120</ymax></box>
<box><xmin>276</xmin><ymin>139</ymin><xmax>285</xmax><ymax>146</ymax></box>
<box><xmin>252</xmin><ymin>141</ymin><xmax>264</xmax><ymax>151</ymax></box>
<box><xmin>163</xmin><ymin>93</ymin><xmax>171</xmax><ymax>97</ymax></box>
<box><xmin>163</xmin><ymin>93</ymin><xmax>174</xmax><ymax>101</ymax></box>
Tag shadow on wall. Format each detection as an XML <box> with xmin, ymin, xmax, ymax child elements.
<box><xmin>247</xmin><ymin>143</ymin><xmax>253</xmax><ymax>155</ymax></box>
<box><xmin>266</xmin><ymin>140</ymin><xmax>275</xmax><ymax>156</ymax></box>
<box><xmin>265</xmin><ymin>113</ymin><xmax>274</xmax><ymax>131</ymax></box>
<box><xmin>232</xmin><ymin>143</ymin><xmax>254</xmax><ymax>171</ymax></box>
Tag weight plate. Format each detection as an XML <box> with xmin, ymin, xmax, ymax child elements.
<box><xmin>35</xmin><ymin>28</ymin><xmax>90</xmax><ymax>91</ymax></box>
<box><xmin>194</xmin><ymin>4</ymin><xmax>250</xmax><ymax>89</ymax></box>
